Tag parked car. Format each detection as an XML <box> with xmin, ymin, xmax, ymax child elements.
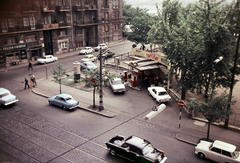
<box><xmin>94</xmin><ymin>44</ymin><xmax>108</xmax><ymax>51</ymax></box>
<box><xmin>195</xmin><ymin>140</ymin><xmax>240</xmax><ymax>163</ymax></box>
<box><xmin>48</xmin><ymin>94</ymin><xmax>79</xmax><ymax>110</ymax></box>
<box><xmin>0</xmin><ymin>88</ymin><xmax>18</xmax><ymax>106</ymax></box>
<box><xmin>80</xmin><ymin>61</ymin><xmax>97</xmax><ymax>71</ymax></box>
<box><xmin>105</xmin><ymin>135</ymin><xmax>167</xmax><ymax>163</ymax></box>
<box><xmin>97</xmin><ymin>51</ymin><xmax>115</xmax><ymax>59</ymax></box>
<box><xmin>81</xmin><ymin>54</ymin><xmax>97</xmax><ymax>62</ymax></box>
<box><xmin>37</xmin><ymin>55</ymin><xmax>58</xmax><ymax>64</ymax></box>
<box><xmin>148</xmin><ymin>86</ymin><xmax>171</xmax><ymax>103</ymax></box>
<box><xmin>109</xmin><ymin>78</ymin><xmax>126</xmax><ymax>93</ymax></box>
<box><xmin>79</xmin><ymin>47</ymin><xmax>94</xmax><ymax>55</ymax></box>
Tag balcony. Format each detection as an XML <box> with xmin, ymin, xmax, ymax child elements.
<box><xmin>73</xmin><ymin>6</ymin><xmax>85</xmax><ymax>11</ymax></box>
<box><xmin>102</xmin><ymin>5</ymin><xmax>109</xmax><ymax>10</ymax></box>
<box><xmin>74</xmin><ymin>20</ymin><xmax>99</xmax><ymax>26</ymax></box>
<box><xmin>43</xmin><ymin>23</ymin><xmax>59</xmax><ymax>29</ymax></box>
<box><xmin>59</xmin><ymin>22</ymin><xmax>71</xmax><ymax>28</ymax></box>
<box><xmin>42</xmin><ymin>6</ymin><xmax>55</xmax><ymax>12</ymax></box>
<box><xmin>56</xmin><ymin>6</ymin><xmax>70</xmax><ymax>12</ymax></box>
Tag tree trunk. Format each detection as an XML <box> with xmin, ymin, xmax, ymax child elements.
<box><xmin>93</xmin><ymin>86</ymin><xmax>95</xmax><ymax>108</ymax></box>
<box><xmin>207</xmin><ymin>120</ymin><xmax>211</xmax><ymax>141</ymax></box>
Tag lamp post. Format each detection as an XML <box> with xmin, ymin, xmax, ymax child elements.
<box><xmin>99</xmin><ymin>48</ymin><xmax>104</xmax><ymax>110</ymax></box>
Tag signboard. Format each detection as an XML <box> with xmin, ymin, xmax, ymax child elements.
<box><xmin>178</xmin><ymin>100</ymin><xmax>185</xmax><ymax>107</ymax></box>
<box><xmin>0</xmin><ymin>44</ymin><xmax>27</xmax><ymax>52</ymax></box>
<box><xmin>131</xmin><ymin>48</ymin><xmax>170</xmax><ymax>69</ymax></box>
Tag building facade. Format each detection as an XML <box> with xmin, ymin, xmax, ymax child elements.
<box><xmin>0</xmin><ymin>0</ymin><xmax>123</xmax><ymax>67</ymax></box>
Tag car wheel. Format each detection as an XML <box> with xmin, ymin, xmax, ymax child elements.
<box><xmin>198</xmin><ymin>153</ymin><xmax>205</xmax><ymax>159</ymax></box>
<box><xmin>148</xmin><ymin>91</ymin><xmax>151</xmax><ymax>96</ymax></box>
<box><xmin>62</xmin><ymin>105</ymin><xmax>66</xmax><ymax>110</ymax></box>
<box><xmin>110</xmin><ymin>149</ymin><xmax>116</xmax><ymax>156</ymax></box>
<box><xmin>49</xmin><ymin>101</ymin><xmax>52</xmax><ymax>105</ymax></box>
<box><xmin>156</xmin><ymin>98</ymin><xmax>159</xmax><ymax>103</ymax></box>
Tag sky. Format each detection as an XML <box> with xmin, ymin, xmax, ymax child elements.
<box><xmin>124</xmin><ymin>0</ymin><xmax>232</xmax><ymax>14</ymax></box>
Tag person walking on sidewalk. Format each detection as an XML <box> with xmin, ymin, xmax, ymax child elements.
<box><xmin>31</xmin><ymin>74</ymin><xmax>37</xmax><ymax>87</ymax></box>
<box><xmin>24</xmin><ymin>78</ymin><xmax>30</xmax><ymax>89</ymax></box>
<box><xmin>28</xmin><ymin>62</ymin><xmax>33</xmax><ymax>70</ymax></box>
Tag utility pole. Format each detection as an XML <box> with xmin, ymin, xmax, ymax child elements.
<box><xmin>225</xmin><ymin>32</ymin><xmax>240</xmax><ymax>128</ymax></box>
<box><xmin>99</xmin><ymin>48</ymin><xmax>104</xmax><ymax>110</ymax></box>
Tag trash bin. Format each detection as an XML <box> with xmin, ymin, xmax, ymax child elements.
<box><xmin>74</xmin><ymin>73</ymin><xmax>80</xmax><ymax>83</ymax></box>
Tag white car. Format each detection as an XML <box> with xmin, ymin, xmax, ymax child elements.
<box><xmin>110</xmin><ymin>78</ymin><xmax>126</xmax><ymax>93</ymax></box>
<box><xmin>0</xmin><ymin>88</ymin><xmax>18</xmax><ymax>106</ymax></box>
<box><xmin>37</xmin><ymin>55</ymin><xmax>58</xmax><ymax>64</ymax></box>
<box><xmin>81</xmin><ymin>54</ymin><xmax>97</xmax><ymax>62</ymax></box>
<box><xmin>195</xmin><ymin>140</ymin><xmax>240</xmax><ymax>163</ymax></box>
<box><xmin>79</xmin><ymin>47</ymin><xmax>94</xmax><ymax>55</ymax></box>
<box><xmin>94</xmin><ymin>44</ymin><xmax>108</xmax><ymax>51</ymax></box>
<box><xmin>148</xmin><ymin>86</ymin><xmax>171</xmax><ymax>103</ymax></box>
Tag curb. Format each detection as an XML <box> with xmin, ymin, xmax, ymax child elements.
<box><xmin>175</xmin><ymin>132</ymin><xmax>197</xmax><ymax>146</ymax></box>
<box><xmin>31</xmin><ymin>89</ymin><xmax>116</xmax><ymax>118</ymax></box>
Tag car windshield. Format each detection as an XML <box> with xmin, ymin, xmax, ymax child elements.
<box><xmin>65</xmin><ymin>97</ymin><xmax>73</xmax><ymax>101</ymax></box>
<box><xmin>43</xmin><ymin>57</ymin><xmax>47</xmax><ymax>59</ymax></box>
<box><xmin>158</xmin><ymin>91</ymin><xmax>167</xmax><ymax>96</ymax></box>
<box><xmin>0</xmin><ymin>92</ymin><xmax>11</xmax><ymax>98</ymax></box>
<box><xmin>113</xmin><ymin>80</ymin><xmax>122</xmax><ymax>85</ymax></box>
<box><xmin>87</xmin><ymin>62</ymin><xmax>95</xmax><ymax>66</ymax></box>
<box><xmin>142</xmin><ymin>144</ymin><xmax>154</xmax><ymax>156</ymax></box>
<box><xmin>232</xmin><ymin>151</ymin><xmax>239</xmax><ymax>159</ymax></box>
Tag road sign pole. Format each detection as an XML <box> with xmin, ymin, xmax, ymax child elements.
<box><xmin>178</xmin><ymin>100</ymin><xmax>185</xmax><ymax>130</ymax></box>
<box><xmin>44</xmin><ymin>63</ymin><xmax>48</xmax><ymax>79</ymax></box>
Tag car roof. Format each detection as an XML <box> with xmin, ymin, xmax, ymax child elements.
<box><xmin>212</xmin><ymin>140</ymin><xmax>236</xmax><ymax>153</ymax></box>
<box><xmin>83</xmin><ymin>61</ymin><xmax>94</xmax><ymax>64</ymax></box>
<box><xmin>113</xmin><ymin>78</ymin><xmax>122</xmax><ymax>81</ymax></box>
<box><xmin>0</xmin><ymin>88</ymin><xmax>10</xmax><ymax>94</ymax></box>
<box><xmin>85</xmin><ymin>54</ymin><xmax>94</xmax><ymax>57</ymax></box>
<box><xmin>126</xmin><ymin>136</ymin><xmax>149</xmax><ymax>149</ymax></box>
<box><xmin>151</xmin><ymin>87</ymin><xmax>166</xmax><ymax>92</ymax></box>
<box><xmin>56</xmin><ymin>94</ymin><xmax>72</xmax><ymax>98</ymax></box>
<box><xmin>85</xmin><ymin>47</ymin><xmax>92</xmax><ymax>48</ymax></box>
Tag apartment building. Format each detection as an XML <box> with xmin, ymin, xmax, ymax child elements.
<box><xmin>0</xmin><ymin>0</ymin><xmax>123</xmax><ymax>67</ymax></box>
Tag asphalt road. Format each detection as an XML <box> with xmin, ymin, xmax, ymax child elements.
<box><xmin>0</xmin><ymin>42</ymin><xmax>215</xmax><ymax>163</ymax></box>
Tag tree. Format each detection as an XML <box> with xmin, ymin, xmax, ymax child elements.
<box><xmin>51</xmin><ymin>61</ymin><xmax>67</xmax><ymax>94</ymax></box>
<box><xmin>187</xmin><ymin>93</ymin><xmax>234</xmax><ymax>140</ymax></box>
<box><xmin>82</xmin><ymin>66</ymin><xmax>118</xmax><ymax>108</ymax></box>
<box><xmin>148</xmin><ymin>0</ymin><xmax>236</xmax><ymax>103</ymax></box>
<box><xmin>123</xmin><ymin>1</ymin><xmax>155</xmax><ymax>50</ymax></box>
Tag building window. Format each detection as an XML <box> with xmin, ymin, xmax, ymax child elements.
<box><xmin>105</xmin><ymin>37</ymin><xmax>109</xmax><ymax>43</ymax></box>
<box><xmin>58</xmin><ymin>14</ymin><xmax>64</xmax><ymax>23</ymax></box>
<box><xmin>59</xmin><ymin>41</ymin><xmax>68</xmax><ymax>49</ymax></box>
<box><xmin>59</xmin><ymin>29</ymin><xmax>67</xmax><ymax>36</ymax></box>
<box><xmin>4</xmin><ymin>37</ymin><xmax>16</xmax><ymax>45</ymax></box>
<box><xmin>113</xmin><ymin>0</ymin><xmax>119</xmax><ymax>8</ymax></box>
<box><xmin>104</xmin><ymin>0</ymin><xmax>108</xmax><ymax>6</ymax></box>
<box><xmin>102</xmin><ymin>12</ymin><xmax>109</xmax><ymax>22</ymax></box>
<box><xmin>26</xmin><ymin>34</ymin><xmax>37</xmax><ymax>43</ymax></box>
<box><xmin>29</xmin><ymin>17</ymin><xmax>35</xmax><ymax>29</ymax></box>
<box><xmin>43</xmin><ymin>15</ymin><xmax>51</xmax><ymax>24</ymax></box>
<box><xmin>8</xmin><ymin>18</ymin><xmax>15</xmax><ymax>28</ymax></box>
<box><xmin>113</xmin><ymin>24</ymin><xmax>119</xmax><ymax>30</ymax></box>
<box><xmin>75</xmin><ymin>0</ymin><xmax>82</xmax><ymax>6</ymax></box>
<box><xmin>102</xmin><ymin>25</ymin><xmax>109</xmax><ymax>32</ymax></box>
<box><xmin>114</xmin><ymin>11</ymin><xmax>119</xmax><ymax>20</ymax></box>
<box><xmin>1</xmin><ymin>19</ymin><xmax>8</xmax><ymax>32</ymax></box>
<box><xmin>23</xmin><ymin>17</ymin><xmax>29</xmax><ymax>26</ymax></box>
<box><xmin>57</xmin><ymin>0</ymin><xmax>66</xmax><ymax>6</ymax></box>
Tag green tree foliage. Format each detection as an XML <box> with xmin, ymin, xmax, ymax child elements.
<box><xmin>187</xmin><ymin>94</ymin><xmax>234</xmax><ymax>140</ymax></box>
<box><xmin>82</xmin><ymin>66</ymin><xmax>118</xmax><ymax>108</ymax></box>
<box><xmin>148</xmin><ymin>0</ymin><xmax>237</xmax><ymax>102</ymax></box>
<box><xmin>123</xmin><ymin>1</ymin><xmax>155</xmax><ymax>50</ymax></box>
<box><xmin>51</xmin><ymin>61</ymin><xmax>67</xmax><ymax>83</ymax></box>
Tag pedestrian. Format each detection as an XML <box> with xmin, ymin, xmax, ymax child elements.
<box><xmin>24</xmin><ymin>78</ymin><xmax>30</xmax><ymax>89</ymax></box>
<box><xmin>31</xmin><ymin>74</ymin><xmax>37</xmax><ymax>87</ymax></box>
<box><xmin>120</xmin><ymin>73</ymin><xmax>123</xmax><ymax>81</ymax></box>
<box><xmin>28</xmin><ymin>62</ymin><xmax>33</xmax><ymax>70</ymax></box>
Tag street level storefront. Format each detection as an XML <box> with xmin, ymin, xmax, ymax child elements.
<box><xmin>0</xmin><ymin>44</ymin><xmax>27</xmax><ymax>68</ymax></box>
<box><xmin>124</xmin><ymin>48</ymin><xmax>172</xmax><ymax>89</ymax></box>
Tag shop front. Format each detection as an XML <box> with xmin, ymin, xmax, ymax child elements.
<box><xmin>0</xmin><ymin>44</ymin><xmax>27</xmax><ymax>67</ymax></box>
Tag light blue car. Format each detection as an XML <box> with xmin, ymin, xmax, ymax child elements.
<box><xmin>80</xmin><ymin>61</ymin><xmax>97</xmax><ymax>71</ymax></box>
<box><xmin>0</xmin><ymin>88</ymin><xmax>18</xmax><ymax>106</ymax></box>
<box><xmin>48</xmin><ymin>94</ymin><xmax>79</xmax><ymax>110</ymax></box>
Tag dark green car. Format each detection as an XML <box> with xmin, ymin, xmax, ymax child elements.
<box><xmin>97</xmin><ymin>51</ymin><xmax>115</xmax><ymax>59</ymax></box>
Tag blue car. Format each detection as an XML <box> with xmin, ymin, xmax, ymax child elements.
<box><xmin>80</xmin><ymin>61</ymin><xmax>97</xmax><ymax>71</ymax></box>
<box><xmin>48</xmin><ymin>94</ymin><xmax>79</xmax><ymax>110</ymax></box>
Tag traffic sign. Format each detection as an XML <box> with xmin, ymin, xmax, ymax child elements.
<box><xmin>44</xmin><ymin>63</ymin><xmax>47</xmax><ymax>67</ymax></box>
<box><xmin>178</xmin><ymin>100</ymin><xmax>184</xmax><ymax>107</ymax></box>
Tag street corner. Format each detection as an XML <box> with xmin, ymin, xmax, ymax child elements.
<box><xmin>77</xmin><ymin>105</ymin><xmax>117</xmax><ymax>118</ymax></box>
<box><xmin>31</xmin><ymin>88</ymin><xmax>50</xmax><ymax>98</ymax></box>
<box><xmin>176</xmin><ymin>131</ymin><xmax>198</xmax><ymax>146</ymax></box>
